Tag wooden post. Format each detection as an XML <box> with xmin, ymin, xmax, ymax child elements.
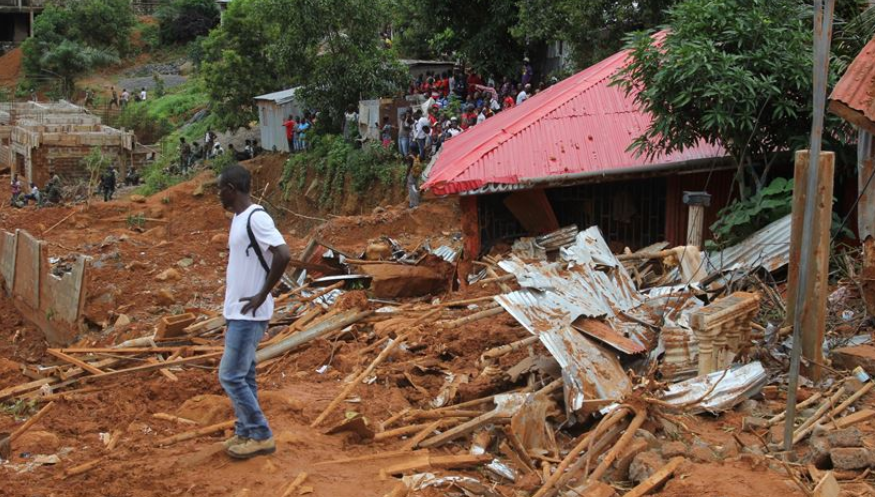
<box><xmin>858</xmin><ymin>131</ymin><xmax>875</xmax><ymax>319</ymax></box>
<box><xmin>459</xmin><ymin>196</ymin><xmax>481</xmax><ymax>260</ymax></box>
<box><xmin>682</xmin><ymin>191</ymin><xmax>711</xmax><ymax>248</ymax></box>
<box><xmin>787</xmin><ymin>150</ymin><xmax>835</xmax><ymax>380</ymax></box>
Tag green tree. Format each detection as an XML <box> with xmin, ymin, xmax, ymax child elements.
<box><xmin>200</xmin><ymin>0</ymin><xmax>282</xmax><ymax>129</ymax></box>
<box><xmin>201</xmin><ymin>0</ymin><xmax>407</xmax><ymax>131</ymax></box>
<box><xmin>21</xmin><ymin>0</ymin><xmax>133</xmax><ymax>95</ymax></box>
<box><xmin>156</xmin><ymin>0</ymin><xmax>221</xmax><ymax>44</ymax></box>
<box><xmin>390</xmin><ymin>0</ymin><xmax>525</xmax><ymax>77</ymax></box>
<box><xmin>613</xmin><ymin>0</ymin><xmax>847</xmax><ymax>197</ymax></box>
<box><xmin>513</xmin><ymin>0</ymin><xmax>676</xmax><ymax>70</ymax></box>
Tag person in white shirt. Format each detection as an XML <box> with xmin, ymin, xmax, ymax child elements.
<box><xmin>217</xmin><ymin>165</ymin><xmax>290</xmax><ymax>460</ymax></box>
<box><xmin>413</xmin><ymin>109</ymin><xmax>430</xmax><ymax>158</ymax></box>
<box><xmin>139</xmin><ymin>88</ymin><xmax>147</xmax><ymax>101</ymax></box>
<box><xmin>516</xmin><ymin>83</ymin><xmax>531</xmax><ymax>105</ymax></box>
<box><xmin>476</xmin><ymin>108</ymin><xmax>486</xmax><ymax>124</ymax></box>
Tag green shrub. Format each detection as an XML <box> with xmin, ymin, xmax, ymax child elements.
<box><xmin>281</xmin><ymin>134</ymin><xmax>406</xmax><ymax>209</ymax></box>
<box><xmin>118</xmin><ymin>103</ymin><xmax>174</xmax><ymax>144</ymax></box>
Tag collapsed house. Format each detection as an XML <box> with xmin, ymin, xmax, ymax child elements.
<box><xmin>0</xmin><ymin>101</ymin><xmax>138</xmax><ymax>187</ymax></box>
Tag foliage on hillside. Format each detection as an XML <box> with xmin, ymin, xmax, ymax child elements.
<box><xmin>281</xmin><ymin>135</ymin><xmax>406</xmax><ymax>211</ymax></box>
<box><xmin>199</xmin><ymin>0</ymin><xmax>407</xmax><ymax>131</ymax></box>
<box><xmin>21</xmin><ymin>0</ymin><xmax>134</xmax><ymax>94</ymax></box>
<box><xmin>156</xmin><ymin>0</ymin><xmax>221</xmax><ymax>44</ymax></box>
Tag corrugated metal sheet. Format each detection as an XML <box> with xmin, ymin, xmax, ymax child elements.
<box><xmin>706</xmin><ymin>214</ymin><xmax>792</xmax><ymax>273</ymax></box>
<box><xmin>421</xmin><ymin>43</ymin><xmax>725</xmax><ymax>196</ymax></box>
<box><xmin>496</xmin><ymin>290</ymin><xmax>631</xmax><ymax>412</ymax></box>
<box><xmin>254</xmin><ymin>87</ymin><xmax>299</xmax><ymax>105</ymax></box>
<box><xmin>660</xmin><ymin>362</ymin><xmax>767</xmax><ymax>414</ymax></box>
<box><xmin>830</xmin><ymin>36</ymin><xmax>875</xmax><ymax>126</ymax></box>
<box><xmin>493</xmin><ymin>226</ymin><xmax>642</xmax><ymax>411</ymax></box>
<box><xmin>256</xmin><ymin>89</ymin><xmax>303</xmax><ymax>153</ymax></box>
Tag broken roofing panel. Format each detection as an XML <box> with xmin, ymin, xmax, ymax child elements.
<box><xmin>494</xmin><ymin>227</ymin><xmax>639</xmax><ymax>412</ymax></box>
<box><xmin>496</xmin><ymin>290</ymin><xmax>632</xmax><ymax>412</ymax></box>
<box><xmin>659</xmin><ymin>361</ymin><xmax>768</xmax><ymax>414</ymax></box>
<box><xmin>706</xmin><ymin>214</ymin><xmax>792</xmax><ymax>274</ymax></box>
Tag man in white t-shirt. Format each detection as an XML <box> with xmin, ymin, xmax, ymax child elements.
<box><xmin>516</xmin><ymin>83</ymin><xmax>531</xmax><ymax>105</ymax></box>
<box><xmin>217</xmin><ymin>165</ymin><xmax>290</xmax><ymax>459</ymax></box>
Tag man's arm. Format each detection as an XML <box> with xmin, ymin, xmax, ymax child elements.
<box><xmin>240</xmin><ymin>244</ymin><xmax>291</xmax><ymax>316</ymax></box>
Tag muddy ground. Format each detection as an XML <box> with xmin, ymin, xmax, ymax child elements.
<box><xmin>0</xmin><ymin>157</ymin><xmax>872</xmax><ymax>497</ymax></box>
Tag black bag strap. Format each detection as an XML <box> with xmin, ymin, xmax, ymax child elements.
<box><xmin>245</xmin><ymin>207</ymin><xmax>271</xmax><ymax>274</ymax></box>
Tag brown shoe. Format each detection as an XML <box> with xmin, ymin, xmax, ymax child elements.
<box><xmin>226</xmin><ymin>437</ymin><xmax>276</xmax><ymax>459</ymax></box>
<box><xmin>223</xmin><ymin>435</ymin><xmax>246</xmax><ymax>450</ymax></box>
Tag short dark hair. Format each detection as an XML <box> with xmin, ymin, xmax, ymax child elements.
<box><xmin>219</xmin><ymin>165</ymin><xmax>251</xmax><ymax>194</ymax></box>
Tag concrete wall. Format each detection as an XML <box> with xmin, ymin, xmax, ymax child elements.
<box><xmin>0</xmin><ymin>229</ymin><xmax>86</xmax><ymax>345</ymax></box>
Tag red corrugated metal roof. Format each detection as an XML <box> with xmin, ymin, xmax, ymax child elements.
<box><xmin>830</xmin><ymin>36</ymin><xmax>875</xmax><ymax>126</ymax></box>
<box><xmin>422</xmin><ymin>43</ymin><xmax>726</xmax><ymax>196</ymax></box>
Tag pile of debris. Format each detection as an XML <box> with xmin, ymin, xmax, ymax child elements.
<box><xmin>1</xmin><ymin>217</ymin><xmax>873</xmax><ymax>497</ymax></box>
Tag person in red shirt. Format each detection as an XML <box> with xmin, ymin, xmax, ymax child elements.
<box><xmin>282</xmin><ymin>115</ymin><xmax>296</xmax><ymax>153</ymax></box>
<box><xmin>466</xmin><ymin>71</ymin><xmax>484</xmax><ymax>95</ymax></box>
<box><xmin>503</xmin><ymin>95</ymin><xmax>515</xmax><ymax>110</ymax></box>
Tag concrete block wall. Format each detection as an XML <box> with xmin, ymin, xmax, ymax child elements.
<box><xmin>0</xmin><ymin>229</ymin><xmax>86</xmax><ymax>345</ymax></box>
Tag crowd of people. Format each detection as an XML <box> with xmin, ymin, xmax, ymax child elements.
<box><xmin>389</xmin><ymin>59</ymin><xmax>550</xmax><ymax>161</ymax></box>
<box><xmin>9</xmin><ymin>173</ymin><xmax>64</xmax><ymax>208</ymax></box>
<box><xmin>283</xmin><ymin>113</ymin><xmax>315</xmax><ymax>153</ymax></box>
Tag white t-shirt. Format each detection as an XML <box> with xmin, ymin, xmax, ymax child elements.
<box><xmin>516</xmin><ymin>91</ymin><xmax>528</xmax><ymax>105</ymax></box>
<box><xmin>223</xmin><ymin>204</ymin><xmax>286</xmax><ymax>321</ymax></box>
<box><xmin>414</xmin><ymin>116</ymin><xmax>430</xmax><ymax>140</ymax></box>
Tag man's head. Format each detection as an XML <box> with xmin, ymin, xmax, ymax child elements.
<box><xmin>180</xmin><ymin>137</ymin><xmax>186</xmax><ymax>143</ymax></box>
<box><xmin>414</xmin><ymin>109</ymin><xmax>422</xmax><ymax>117</ymax></box>
<box><xmin>218</xmin><ymin>165</ymin><xmax>251</xmax><ymax>211</ymax></box>
<box><xmin>525</xmin><ymin>84</ymin><xmax>531</xmax><ymax>92</ymax></box>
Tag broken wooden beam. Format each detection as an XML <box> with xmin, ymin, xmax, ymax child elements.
<box><xmin>154</xmin><ymin>420</ymin><xmax>235</xmax><ymax>447</ymax></box>
<box><xmin>280</xmin><ymin>472</ymin><xmax>308</xmax><ymax>497</ymax></box>
<box><xmin>46</xmin><ymin>350</ymin><xmax>105</xmax><ymax>375</ymax></box>
<box><xmin>311</xmin><ymin>332</ymin><xmax>408</xmax><ymax>428</ymax></box>
<box><xmin>256</xmin><ymin>310</ymin><xmax>373</xmax><ymax>363</ymax></box>
<box><xmin>622</xmin><ymin>456</ymin><xmax>685</xmax><ymax>497</ymax></box>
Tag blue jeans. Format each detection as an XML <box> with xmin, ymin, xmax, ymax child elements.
<box><xmin>219</xmin><ymin>320</ymin><xmax>272</xmax><ymax>441</ymax></box>
<box><xmin>399</xmin><ymin>135</ymin><xmax>410</xmax><ymax>157</ymax></box>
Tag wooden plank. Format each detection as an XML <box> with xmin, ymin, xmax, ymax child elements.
<box><xmin>572</xmin><ymin>318</ymin><xmax>645</xmax><ymax>355</ymax></box>
<box><xmin>382</xmin><ymin>454</ymin><xmax>491</xmax><ymax>476</ymax></box>
<box><xmin>58</xmin><ymin>347</ymin><xmax>223</xmax><ymax>354</ymax></box>
<box><xmin>419</xmin><ymin>410</ymin><xmax>504</xmax><ymax>448</ymax></box>
<box><xmin>832</xmin><ymin>408</ymin><xmax>875</xmax><ymax>430</ymax></box>
<box><xmin>280</xmin><ymin>472</ymin><xmax>308</xmax><ymax>497</ymax></box>
<box><xmin>154</xmin><ymin>420</ymin><xmax>235</xmax><ymax>447</ymax></box>
<box><xmin>813</xmin><ymin>472</ymin><xmax>840</xmax><ymax>497</ymax></box>
<box><xmin>84</xmin><ymin>352</ymin><xmax>224</xmax><ymax>382</ymax></box>
<box><xmin>46</xmin><ymin>349</ymin><xmax>104</xmax><ymax>375</ymax></box>
<box><xmin>315</xmin><ymin>449</ymin><xmax>429</xmax><ymax>466</ymax></box>
<box><xmin>623</xmin><ymin>456</ymin><xmax>685</xmax><ymax>497</ymax></box>
<box><xmin>311</xmin><ymin>333</ymin><xmax>408</xmax><ymax>427</ymax></box>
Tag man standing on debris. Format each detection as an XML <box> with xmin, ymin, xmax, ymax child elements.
<box><xmin>217</xmin><ymin>165</ymin><xmax>290</xmax><ymax>460</ymax></box>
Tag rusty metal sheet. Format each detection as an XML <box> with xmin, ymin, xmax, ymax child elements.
<box><xmin>706</xmin><ymin>214</ymin><xmax>791</xmax><ymax>273</ymax></box>
<box><xmin>496</xmin><ymin>290</ymin><xmax>632</xmax><ymax>412</ymax></box>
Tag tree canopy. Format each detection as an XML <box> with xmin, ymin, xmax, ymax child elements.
<box><xmin>200</xmin><ymin>0</ymin><xmax>407</xmax><ymax>131</ymax></box>
<box><xmin>613</xmin><ymin>0</ymin><xmax>849</xmax><ymax>195</ymax></box>
<box><xmin>21</xmin><ymin>0</ymin><xmax>133</xmax><ymax>94</ymax></box>
<box><xmin>157</xmin><ymin>0</ymin><xmax>221</xmax><ymax>44</ymax></box>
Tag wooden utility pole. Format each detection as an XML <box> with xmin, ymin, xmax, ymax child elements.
<box><xmin>786</xmin><ymin>150</ymin><xmax>835</xmax><ymax>381</ymax></box>
<box><xmin>784</xmin><ymin>0</ymin><xmax>835</xmax><ymax>452</ymax></box>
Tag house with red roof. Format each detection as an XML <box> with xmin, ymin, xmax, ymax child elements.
<box><xmin>422</xmin><ymin>40</ymin><xmax>735</xmax><ymax>256</ymax></box>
